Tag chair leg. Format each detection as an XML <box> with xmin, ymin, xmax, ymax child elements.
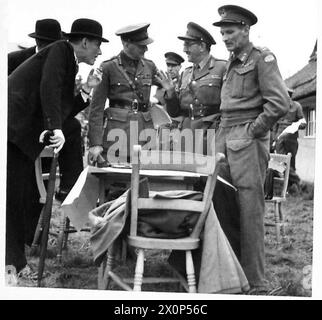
<box><xmin>274</xmin><ymin>202</ymin><xmax>281</xmax><ymax>243</ymax></box>
<box><xmin>63</xmin><ymin>217</ymin><xmax>70</xmax><ymax>249</ymax></box>
<box><xmin>98</xmin><ymin>243</ymin><xmax>116</xmax><ymax>290</ymax></box>
<box><xmin>278</xmin><ymin>202</ymin><xmax>286</xmax><ymax>238</ymax></box>
<box><xmin>185</xmin><ymin>250</ymin><xmax>197</xmax><ymax>293</ymax></box>
<box><xmin>98</xmin><ymin>255</ymin><xmax>107</xmax><ymax>290</ymax></box>
<box><xmin>133</xmin><ymin>249</ymin><xmax>145</xmax><ymax>291</ymax></box>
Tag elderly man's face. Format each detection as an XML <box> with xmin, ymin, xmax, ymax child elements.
<box><xmin>183</xmin><ymin>40</ymin><xmax>202</xmax><ymax>63</ymax></box>
<box><xmin>166</xmin><ymin>63</ymin><xmax>181</xmax><ymax>80</ymax></box>
<box><xmin>220</xmin><ymin>24</ymin><xmax>249</xmax><ymax>53</ymax></box>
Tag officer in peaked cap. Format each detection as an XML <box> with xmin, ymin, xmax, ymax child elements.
<box><xmin>159</xmin><ymin>21</ymin><xmax>226</xmax><ymax>153</ymax></box>
<box><xmin>213</xmin><ymin>4</ymin><xmax>289</xmax><ymax>293</ymax></box>
<box><xmin>154</xmin><ymin>52</ymin><xmax>184</xmax><ymax>107</ymax></box>
<box><xmin>88</xmin><ymin>23</ymin><xmax>169</xmax><ymax>163</ymax></box>
<box><xmin>165</xmin><ymin>52</ymin><xmax>185</xmax><ymax>66</ymax></box>
<box><xmin>115</xmin><ymin>22</ymin><xmax>153</xmax><ymax>45</ymax></box>
<box><xmin>178</xmin><ymin>21</ymin><xmax>216</xmax><ymax>46</ymax></box>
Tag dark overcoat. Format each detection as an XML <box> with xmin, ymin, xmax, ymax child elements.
<box><xmin>8</xmin><ymin>46</ymin><xmax>36</xmax><ymax>75</ymax></box>
<box><xmin>8</xmin><ymin>40</ymin><xmax>87</xmax><ymax>161</ymax></box>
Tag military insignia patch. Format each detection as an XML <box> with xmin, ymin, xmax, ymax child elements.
<box><xmin>264</xmin><ymin>54</ymin><xmax>275</xmax><ymax>62</ymax></box>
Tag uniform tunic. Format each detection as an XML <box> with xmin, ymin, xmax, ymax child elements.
<box><xmin>215</xmin><ymin>42</ymin><xmax>289</xmax><ymax>287</ymax></box>
<box><xmin>88</xmin><ymin>51</ymin><xmax>159</xmax><ymax>160</ymax></box>
<box><xmin>165</xmin><ymin>55</ymin><xmax>226</xmax><ymax>154</ymax></box>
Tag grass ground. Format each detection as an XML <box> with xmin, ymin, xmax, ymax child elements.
<box><xmin>13</xmin><ymin>185</ymin><xmax>313</xmax><ymax>297</ymax></box>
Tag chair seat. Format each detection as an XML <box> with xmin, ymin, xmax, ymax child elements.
<box><xmin>127</xmin><ymin>235</ymin><xmax>200</xmax><ymax>250</ymax></box>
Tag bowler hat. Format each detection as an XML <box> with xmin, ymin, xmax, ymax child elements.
<box><xmin>213</xmin><ymin>5</ymin><xmax>258</xmax><ymax>27</ymax></box>
<box><xmin>165</xmin><ymin>52</ymin><xmax>184</xmax><ymax>65</ymax></box>
<box><xmin>115</xmin><ymin>23</ymin><xmax>153</xmax><ymax>45</ymax></box>
<box><xmin>65</xmin><ymin>18</ymin><xmax>109</xmax><ymax>42</ymax></box>
<box><xmin>178</xmin><ymin>22</ymin><xmax>216</xmax><ymax>45</ymax></box>
<box><xmin>28</xmin><ymin>19</ymin><xmax>63</xmax><ymax>42</ymax></box>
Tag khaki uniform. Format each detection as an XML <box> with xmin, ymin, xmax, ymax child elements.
<box><xmin>165</xmin><ymin>55</ymin><xmax>226</xmax><ymax>154</ymax></box>
<box><xmin>88</xmin><ymin>51</ymin><xmax>159</xmax><ymax>160</ymax></box>
<box><xmin>215</xmin><ymin>42</ymin><xmax>289</xmax><ymax>287</ymax></box>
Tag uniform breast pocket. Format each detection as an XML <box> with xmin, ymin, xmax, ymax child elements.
<box><xmin>231</xmin><ymin>64</ymin><xmax>256</xmax><ymax>98</ymax></box>
<box><xmin>197</xmin><ymin>77</ymin><xmax>222</xmax><ymax>105</ymax></box>
<box><xmin>110</xmin><ymin>79</ymin><xmax>130</xmax><ymax>94</ymax></box>
<box><xmin>140</xmin><ymin>77</ymin><xmax>152</xmax><ymax>99</ymax></box>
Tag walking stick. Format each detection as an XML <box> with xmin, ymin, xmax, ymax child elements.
<box><xmin>37</xmin><ymin>149</ymin><xmax>59</xmax><ymax>287</ymax></box>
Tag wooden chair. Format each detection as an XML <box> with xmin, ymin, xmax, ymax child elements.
<box><xmin>98</xmin><ymin>145</ymin><xmax>224</xmax><ymax>292</ymax></box>
<box><xmin>265</xmin><ymin>152</ymin><xmax>292</xmax><ymax>243</ymax></box>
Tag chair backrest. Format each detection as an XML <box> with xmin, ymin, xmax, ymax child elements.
<box><xmin>130</xmin><ymin>145</ymin><xmax>224</xmax><ymax>239</ymax></box>
<box><xmin>268</xmin><ymin>152</ymin><xmax>292</xmax><ymax>199</ymax></box>
<box><xmin>34</xmin><ymin>147</ymin><xmax>55</xmax><ymax>204</ymax></box>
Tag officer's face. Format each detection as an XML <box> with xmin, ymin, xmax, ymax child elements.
<box><xmin>220</xmin><ymin>24</ymin><xmax>249</xmax><ymax>53</ymax></box>
<box><xmin>183</xmin><ymin>41</ymin><xmax>202</xmax><ymax>63</ymax></box>
<box><xmin>127</xmin><ymin>43</ymin><xmax>148</xmax><ymax>59</ymax></box>
<box><xmin>83</xmin><ymin>38</ymin><xmax>102</xmax><ymax>65</ymax></box>
<box><xmin>166</xmin><ymin>63</ymin><xmax>181</xmax><ymax>80</ymax></box>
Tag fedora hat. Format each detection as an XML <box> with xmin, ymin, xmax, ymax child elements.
<box><xmin>28</xmin><ymin>19</ymin><xmax>63</xmax><ymax>42</ymax></box>
<box><xmin>65</xmin><ymin>18</ymin><xmax>109</xmax><ymax>42</ymax></box>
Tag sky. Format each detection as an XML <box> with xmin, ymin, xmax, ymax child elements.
<box><xmin>1</xmin><ymin>0</ymin><xmax>322</xmax><ymax>299</ymax></box>
<box><xmin>4</xmin><ymin>0</ymin><xmax>319</xmax><ymax>79</ymax></box>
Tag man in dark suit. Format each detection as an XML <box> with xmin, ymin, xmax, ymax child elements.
<box><xmin>8</xmin><ymin>19</ymin><xmax>63</xmax><ymax>75</ymax></box>
<box><xmin>7</xmin><ymin>18</ymin><xmax>108</xmax><ymax>275</ymax></box>
<box><xmin>8</xmin><ymin>19</ymin><xmax>87</xmax><ymax>204</ymax></box>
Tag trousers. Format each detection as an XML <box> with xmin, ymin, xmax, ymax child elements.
<box><xmin>215</xmin><ymin>122</ymin><xmax>270</xmax><ymax>287</ymax></box>
<box><xmin>6</xmin><ymin>117</ymin><xmax>83</xmax><ymax>271</ymax></box>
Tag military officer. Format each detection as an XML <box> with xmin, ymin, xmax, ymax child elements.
<box><xmin>162</xmin><ymin>22</ymin><xmax>226</xmax><ymax>155</ymax></box>
<box><xmin>213</xmin><ymin>5</ymin><xmax>289</xmax><ymax>293</ymax></box>
<box><xmin>154</xmin><ymin>51</ymin><xmax>184</xmax><ymax>106</ymax></box>
<box><xmin>88</xmin><ymin>23</ymin><xmax>162</xmax><ymax>163</ymax></box>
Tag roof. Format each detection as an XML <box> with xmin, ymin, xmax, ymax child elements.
<box><xmin>285</xmin><ymin>41</ymin><xmax>317</xmax><ymax>100</ymax></box>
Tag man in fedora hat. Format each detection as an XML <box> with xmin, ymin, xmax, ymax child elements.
<box><xmin>154</xmin><ymin>51</ymin><xmax>184</xmax><ymax>106</ymax></box>
<box><xmin>8</xmin><ymin>19</ymin><xmax>63</xmax><ymax>75</ymax></box>
<box><xmin>7</xmin><ymin>18</ymin><xmax>107</xmax><ymax>276</ymax></box>
<box><xmin>158</xmin><ymin>22</ymin><xmax>226</xmax><ymax>155</ymax></box>
<box><xmin>213</xmin><ymin>5</ymin><xmax>289</xmax><ymax>293</ymax></box>
<box><xmin>88</xmin><ymin>23</ymin><xmax>166</xmax><ymax>164</ymax></box>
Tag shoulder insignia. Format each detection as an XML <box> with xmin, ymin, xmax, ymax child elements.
<box><xmin>254</xmin><ymin>45</ymin><xmax>270</xmax><ymax>52</ymax></box>
<box><xmin>101</xmin><ymin>56</ymin><xmax>118</xmax><ymax>64</ymax></box>
<box><xmin>264</xmin><ymin>54</ymin><xmax>275</xmax><ymax>62</ymax></box>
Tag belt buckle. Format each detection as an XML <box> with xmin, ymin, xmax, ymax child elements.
<box><xmin>132</xmin><ymin>99</ymin><xmax>139</xmax><ymax>113</ymax></box>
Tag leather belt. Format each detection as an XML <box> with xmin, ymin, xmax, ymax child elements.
<box><xmin>181</xmin><ymin>105</ymin><xmax>218</xmax><ymax>119</ymax></box>
<box><xmin>109</xmin><ymin>99</ymin><xmax>148</xmax><ymax>112</ymax></box>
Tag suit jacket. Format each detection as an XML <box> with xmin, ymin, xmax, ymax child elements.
<box><xmin>8</xmin><ymin>46</ymin><xmax>36</xmax><ymax>75</ymax></box>
<box><xmin>8</xmin><ymin>40</ymin><xmax>88</xmax><ymax>161</ymax></box>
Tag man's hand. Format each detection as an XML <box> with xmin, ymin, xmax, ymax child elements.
<box><xmin>39</xmin><ymin>129</ymin><xmax>65</xmax><ymax>153</ymax></box>
<box><xmin>88</xmin><ymin>145</ymin><xmax>103</xmax><ymax>163</ymax></box>
<box><xmin>154</xmin><ymin>70</ymin><xmax>175</xmax><ymax>92</ymax></box>
<box><xmin>82</xmin><ymin>68</ymin><xmax>103</xmax><ymax>93</ymax></box>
